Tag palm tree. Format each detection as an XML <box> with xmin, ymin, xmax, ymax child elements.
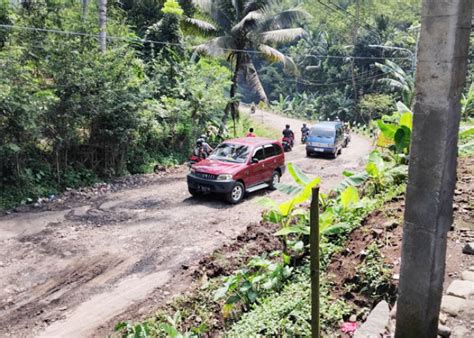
<box><xmin>99</xmin><ymin>0</ymin><xmax>107</xmax><ymax>52</ymax></box>
<box><xmin>193</xmin><ymin>0</ymin><xmax>309</xmax><ymax>132</ymax></box>
<box><xmin>375</xmin><ymin>59</ymin><xmax>415</xmax><ymax>108</ymax></box>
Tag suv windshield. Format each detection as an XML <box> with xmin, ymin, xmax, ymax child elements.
<box><xmin>310</xmin><ymin>128</ymin><xmax>335</xmax><ymax>139</ymax></box>
<box><xmin>209</xmin><ymin>143</ymin><xmax>250</xmax><ymax>163</ymax></box>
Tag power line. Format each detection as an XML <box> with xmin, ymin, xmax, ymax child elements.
<box><xmin>293</xmin><ymin>70</ymin><xmax>391</xmax><ymax>87</ymax></box>
<box><xmin>0</xmin><ymin>24</ymin><xmax>411</xmax><ymax>61</ymax></box>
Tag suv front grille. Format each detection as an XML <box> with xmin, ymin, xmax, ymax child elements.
<box><xmin>194</xmin><ymin>172</ymin><xmax>218</xmax><ymax>180</ymax></box>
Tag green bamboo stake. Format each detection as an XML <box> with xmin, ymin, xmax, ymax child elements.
<box><xmin>310</xmin><ymin>186</ymin><xmax>320</xmax><ymax>338</ymax></box>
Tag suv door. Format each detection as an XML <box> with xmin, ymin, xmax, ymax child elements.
<box><xmin>262</xmin><ymin>144</ymin><xmax>278</xmax><ymax>180</ymax></box>
<box><xmin>246</xmin><ymin>146</ymin><xmax>266</xmax><ymax>187</ymax></box>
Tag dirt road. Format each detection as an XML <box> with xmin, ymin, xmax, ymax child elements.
<box><xmin>0</xmin><ymin>110</ymin><xmax>371</xmax><ymax>337</ymax></box>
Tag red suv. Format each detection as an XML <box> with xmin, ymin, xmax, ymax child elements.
<box><xmin>187</xmin><ymin>137</ymin><xmax>286</xmax><ymax>203</ymax></box>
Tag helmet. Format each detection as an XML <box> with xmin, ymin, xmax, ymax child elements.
<box><xmin>200</xmin><ymin>134</ymin><xmax>207</xmax><ymax>140</ymax></box>
<box><xmin>196</xmin><ymin>139</ymin><xmax>204</xmax><ymax>146</ymax></box>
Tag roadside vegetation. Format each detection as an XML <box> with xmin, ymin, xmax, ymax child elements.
<box><xmin>115</xmin><ymin>106</ymin><xmax>410</xmax><ymax>336</ymax></box>
<box><xmin>1</xmin><ymin>0</ymin><xmax>472</xmax><ymax>212</ymax></box>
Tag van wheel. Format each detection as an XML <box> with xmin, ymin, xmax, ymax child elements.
<box><xmin>306</xmin><ymin>151</ymin><xmax>312</xmax><ymax>158</ymax></box>
<box><xmin>225</xmin><ymin>182</ymin><xmax>245</xmax><ymax>204</ymax></box>
<box><xmin>333</xmin><ymin>150</ymin><xmax>338</xmax><ymax>159</ymax></box>
<box><xmin>269</xmin><ymin>171</ymin><xmax>281</xmax><ymax>190</ymax></box>
<box><xmin>338</xmin><ymin>147</ymin><xmax>342</xmax><ymax>155</ymax></box>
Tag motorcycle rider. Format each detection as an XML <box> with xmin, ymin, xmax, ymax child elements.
<box><xmin>194</xmin><ymin>137</ymin><xmax>213</xmax><ymax>159</ymax></box>
<box><xmin>282</xmin><ymin>124</ymin><xmax>295</xmax><ymax>146</ymax></box>
<box><xmin>301</xmin><ymin>123</ymin><xmax>310</xmax><ymax>143</ymax></box>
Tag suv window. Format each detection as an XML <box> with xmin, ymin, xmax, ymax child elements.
<box><xmin>273</xmin><ymin>143</ymin><xmax>283</xmax><ymax>155</ymax></box>
<box><xmin>264</xmin><ymin>144</ymin><xmax>276</xmax><ymax>158</ymax></box>
<box><xmin>253</xmin><ymin>147</ymin><xmax>265</xmax><ymax>161</ymax></box>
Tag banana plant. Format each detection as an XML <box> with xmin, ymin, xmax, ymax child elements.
<box><xmin>376</xmin><ymin>101</ymin><xmax>413</xmax><ymax>154</ymax></box>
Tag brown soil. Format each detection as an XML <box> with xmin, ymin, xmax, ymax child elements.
<box><xmin>325</xmin><ymin>156</ymin><xmax>474</xmax><ymax>330</ymax></box>
<box><xmin>0</xmin><ymin>109</ymin><xmax>372</xmax><ymax>337</ymax></box>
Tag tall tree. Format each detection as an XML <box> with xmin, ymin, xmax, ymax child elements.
<box><xmin>99</xmin><ymin>0</ymin><xmax>107</xmax><ymax>52</ymax></box>
<box><xmin>194</xmin><ymin>0</ymin><xmax>309</xmax><ymax>132</ymax></box>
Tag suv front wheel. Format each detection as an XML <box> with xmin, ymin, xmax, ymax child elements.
<box><xmin>225</xmin><ymin>182</ymin><xmax>245</xmax><ymax>204</ymax></box>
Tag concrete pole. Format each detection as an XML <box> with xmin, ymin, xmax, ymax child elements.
<box><xmin>395</xmin><ymin>1</ymin><xmax>471</xmax><ymax>337</ymax></box>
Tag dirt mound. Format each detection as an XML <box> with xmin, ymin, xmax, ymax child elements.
<box><xmin>196</xmin><ymin>221</ymin><xmax>282</xmax><ymax>278</ymax></box>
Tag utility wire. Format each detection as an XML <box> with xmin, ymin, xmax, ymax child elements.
<box><xmin>0</xmin><ymin>24</ymin><xmax>411</xmax><ymax>61</ymax></box>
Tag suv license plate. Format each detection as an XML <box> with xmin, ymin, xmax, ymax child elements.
<box><xmin>198</xmin><ymin>185</ymin><xmax>211</xmax><ymax>192</ymax></box>
<box><xmin>314</xmin><ymin>148</ymin><xmax>324</xmax><ymax>152</ymax></box>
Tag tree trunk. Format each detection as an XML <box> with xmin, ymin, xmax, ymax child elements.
<box><xmin>99</xmin><ymin>0</ymin><xmax>107</xmax><ymax>52</ymax></box>
<box><xmin>82</xmin><ymin>0</ymin><xmax>89</xmax><ymax>21</ymax></box>
<box><xmin>229</xmin><ymin>53</ymin><xmax>242</xmax><ymax>137</ymax></box>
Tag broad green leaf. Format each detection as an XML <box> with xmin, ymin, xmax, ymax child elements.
<box><xmin>319</xmin><ymin>209</ymin><xmax>335</xmax><ymax>233</ymax></box>
<box><xmin>214</xmin><ymin>286</ymin><xmax>229</xmax><ymax>301</ymax></box>
<box><xmin>377</xmin><ymin>120</ymin><xmax>398</xmax><ymax>139</ymax></box>
<box><xmin>368</xmin><ymin>151</ymin><xmax>385</xmax><ymax>172</ymax></box>
<box><xmin>459</xmin><ymin>127</ymin><xmax>474</xmax><ymax>140</ymax></box>
<box><xmin>335</xmin><ymin>171</ymin><xmax>369</xmax><ymax>192</ymax></box>
<box><xmin>340</xmin><ymin>186</ymin><xmax>359</xmax><ymax>209</ymax></box>
<box><xmin>278</xmin><ymin>177</ymin><xmax>321</xmax><ymax>216</ymax></box>
<box><xmin>275</xmin><ymin>182</ymin><xmax>302</xmax><ymax>196</ymax></box>
<box><xmin>322</xmin><ymin>222</ymin><xmax>350</xmax><ymax>235</ymax></box>
<box><xmin>394</xmin><ymin>126</ymin><xmax>411</xmax><ymax>153</ymax></box>
<box><xmin>399</xmin><ymin>112</ymin><xmax>413</xmax><ymax>130</ymax></box>
<box><xmin>274</xmin><ymin>224</ymin><xmax>310</xmax><ymax>236</ymax></box>
<box><xmin>287</xmin><ymin>163</ymin><xmax>311</xmax><ymax>186</ymax></box>
<box><xmin>365</xmin><ymin>162</ymin><xmax>379</xmax><ymax>178</ymax></box>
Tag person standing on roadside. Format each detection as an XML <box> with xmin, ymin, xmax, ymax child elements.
<box><xmin>246</xmin><ymin>128</ymin><xmax>256</xmax><ymax>137</ymax></box>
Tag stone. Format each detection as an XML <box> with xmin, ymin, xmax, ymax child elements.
<box><xmin>452</xmin><ymin>326</ymin><xmax>470</xmax><ymax>337</ymax></box>
<box><xmin>390</xmin><ymin>302</ymin><xmax>397</xmax><ymax>318</ymax></box>
<box><xmin>441</xmin><ymin>296</ymin><xmax>466</xmax><ymax>316</ymax></box>
<box><xmin>354</xmin><ymin>300</ymin><xmax>389</xmax><ymax>338</ymax></box>
<box><xmin>461</xmin><ymin>270</ymin><xmax>474</xmax><ymax>282</ymax></box>
<box><xmin>439</xmin><ymin>312</ymin><xmax>447</xmax><ymax>325</ymax></box>
<box><xmin>469</xmin><ymin>266</ymin><xmax>474</xmax><ymax>272</ymax></box>
<box><xmin>437</xmin><ymin>324</ymin><xmax>451</xmax><ymax>337</ymax></box>
<box><xmin>446</xmin><ymin>280</ymin><xmax>474</xmax><ymax>299</ymax></box>
<box><xmin>349</xmin><ymin>314</ymin><xmax>357</xmax><ymax>322</ymax></box>
<box><xmin>463</xmin><ymin>243</ymin><xmax>474</xmax><ymax>255</ymax></box>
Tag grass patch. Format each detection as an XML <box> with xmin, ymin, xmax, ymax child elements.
<box><xmin>228</xmin><ymin>115</ymin><xmax>280</xmax><ymax>140</ymax></box>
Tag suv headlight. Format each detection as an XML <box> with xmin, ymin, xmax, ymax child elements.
<box><xmin>216</xmin><ymin>174</ymin><xmax>233</xmax><ymax>181</ymax></box>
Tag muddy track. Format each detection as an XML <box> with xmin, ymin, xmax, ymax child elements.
<box><xmin>0</xmin><ymin>110</ymin><xmax>371</xmax><ymax>337</ymax></box>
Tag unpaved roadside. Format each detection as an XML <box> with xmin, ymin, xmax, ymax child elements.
<box><xmin>0</xmin><ymin>110</ymin><xmax>371</xmax><ymax>337</ymax></box>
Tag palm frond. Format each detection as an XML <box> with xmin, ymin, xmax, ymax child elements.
<box><xmin>242</xmin><ymin>61</ymin><xmax>267</xmax><ymax>102</ymax></box>
<box><xmin>259</xmin><ymin>28</ymin><xmax>306</xmax><ymax>44</ymax></box>
<box><xmin>243</xmin><ymin>0</ymin><xmax>268</xmax><ymax>15</ymax></box>
<box><xmin>194</xmin><ymin>36</ymin><xmax>235</xmax><ymax>56</ymax></box>
<box><xmin>258</xmin><ymin>44</ymin><xmax>297</xmax><ymax>74</ymax></box>
<box><xmin>231</xmin><ymin>10</ymin><xmax>264</xmax><ymax>34</ymax></box>
<box><xmin>183</xmin><ymin>17</ymin><xmax>218</xmax><ymax>35</ymax></box>
<box><xmin>257</xmin><ymin>8</ymin><xmax>311</xmax><ymax>32</ymax></box>
<box><xmin>192</xmin><ymin>0</ymin><xmax>233</xmax><ymax>31</ymax></box>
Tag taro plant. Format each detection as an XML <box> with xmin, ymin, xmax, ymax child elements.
<box><xmin>213</xmin><ymin>253</ymin><xmax>293</xmax><ymax>317</ymax></box>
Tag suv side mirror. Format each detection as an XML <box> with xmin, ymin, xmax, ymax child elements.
<box><xmin>251</xmin><ymin>157</ymin><xmax>259</xmax><ymax>164</ymax></box>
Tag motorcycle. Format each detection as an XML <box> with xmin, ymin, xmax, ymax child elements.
<box><xmin>282</xmin><ymin>136</ymin><xmax>293</xmax><ymax>152</ymax></box>
<box><xmin>301</xmin><ymin>131</ymin><xmax>309</xmax><ymax>144</ymax></box>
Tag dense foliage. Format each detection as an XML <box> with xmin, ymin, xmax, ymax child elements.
<box><xmin>0</xmin><ymin>0</ymin><xmax>231</xmax><ymax>209</ymax></box>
